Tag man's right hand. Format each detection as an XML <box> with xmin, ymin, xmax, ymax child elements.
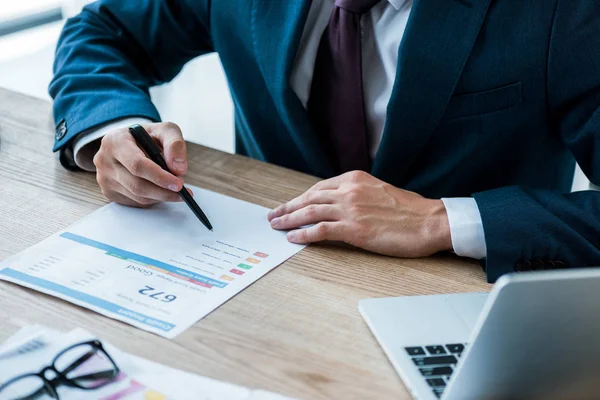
<box><xmin>93</xmin><ymin>122</ymin><xmax>189</xmax><ymax>207</ymax></box>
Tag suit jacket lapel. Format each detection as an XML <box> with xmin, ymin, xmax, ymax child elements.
<box><xmin>252</xmin><ymin>0</ymin><xmax>335</xmax><ymax>177</ymax></box>
<box><xmin>372</xmin><ymin>0</ymin><xmax>493</xmax><ymax>185</ymax></box>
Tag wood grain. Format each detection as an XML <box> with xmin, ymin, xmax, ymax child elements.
<box><xmin>0</xmin><ymin>88</ymin><xmax>491</xmax><ymax>399</ymax></box>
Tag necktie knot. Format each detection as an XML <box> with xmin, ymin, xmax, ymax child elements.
<box><xmin>335</xmin><ymin>0</ymin><xmax>383</xmax><ymax>14</ymax></box>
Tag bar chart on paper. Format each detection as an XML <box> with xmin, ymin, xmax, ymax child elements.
<box><xmin>0</xmin><ymin>187</ymin><xmax>305</xmax><ymax>338</ymax></box>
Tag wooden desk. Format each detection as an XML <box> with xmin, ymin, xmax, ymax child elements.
<box><xmin>0</xmin><ymin>88</ymin><xmax>491</xmax><ymax>399</ymax></box>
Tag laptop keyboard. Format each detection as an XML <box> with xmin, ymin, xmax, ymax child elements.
<box><xmin>404</xmin><ymin>343</ymin><xmax>466</xmax><ymax>398</ymax></box>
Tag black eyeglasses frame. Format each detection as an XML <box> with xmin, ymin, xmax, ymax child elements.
<box><xmin>0</xmin><ymin>339</ymin><xmax>120</xmax><ymax>399</ymax></box>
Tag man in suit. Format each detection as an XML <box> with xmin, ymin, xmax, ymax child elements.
<box><xmin>50</xmin><ymin>0</ymin><xmax>600</xmax><ymax>283</ymax></box>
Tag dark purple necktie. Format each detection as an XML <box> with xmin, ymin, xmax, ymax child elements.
<box><xmin>308</xmin><ymin>0</ymin><xmax>382</xmax><ymax>173</ymax></box>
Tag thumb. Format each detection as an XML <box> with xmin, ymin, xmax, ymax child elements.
<box><xmin>149</xmin><ymin>122</ymin><xmax>188</xmax><ymax>176</ymax></box>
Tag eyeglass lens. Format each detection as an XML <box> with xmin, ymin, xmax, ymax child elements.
<box><xmin>53</xmin><ymin>343</ymin><xmax>118</xmax><ymax>389</ymax></box>
<box><xmin>1</xmin><ymin>342</ymin><xmax>119</xmax><ymax>400</ymax></box>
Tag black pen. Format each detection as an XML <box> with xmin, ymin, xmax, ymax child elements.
<box><xmin>128</xmin><ymin>124</ymin><xmax>213</xmax><ymax>231</ymax></box>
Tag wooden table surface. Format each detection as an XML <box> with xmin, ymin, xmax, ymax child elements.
<box><xmin>0</xmin><ymin>88</ymin><xmax>492</xmax><ymax>399</ymax></box>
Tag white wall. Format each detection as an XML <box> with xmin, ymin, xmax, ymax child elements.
<box><xmin>149</xmin><ymin>56</ymin><xmax>234</xmax><ymax>153</ymax></box>
<box><xmin>0</xmin><ymin>16</ymin><xmax>235</xmax><ymax>153</ymax></box>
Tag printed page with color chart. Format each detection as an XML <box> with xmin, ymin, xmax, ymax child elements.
<box><xmin>0</xmin><ymin>186</ymin><xmax>305</xmax><ymax>338</ymax></box>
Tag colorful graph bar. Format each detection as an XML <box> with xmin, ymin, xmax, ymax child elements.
<box><xmin>246</xmin><ymin>258</ymin><xmax>260</xmax><ymax>264</ymax></box>
<box><xmin>60</xmin><ymin>232</ymin><xmax>227</xmax><ymax>289</ymax></box>
<box><xmin>145</xmin><ymin>265</ymin><xmax>213</xmax><ymax>288</ymax></box>
<box><xmin>237</xmin><ymin>263</ymin><xmax>252</xmax><ymax>270</ymax></box>
<box><xmin>230</xmin><ymin>269</ymin><xmax>245</xmax><ymax>275</ymax></box>
<box><xmin>254</xmin><ymin>252</ymin><xmax>269</xmax><ymax>258</ymax></box>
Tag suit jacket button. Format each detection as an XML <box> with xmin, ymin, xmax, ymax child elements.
<box><xmin>515</xmin><ymin>260</ymin><xmax>532</xmax><ymax>272</ymax></box>
<box><xmin>55</xmin><ymin>119</ymin><xmax>67</xmax><ymax>141</ymax></box>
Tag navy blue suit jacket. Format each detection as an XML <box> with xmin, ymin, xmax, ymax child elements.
<box><xmin>50</xmin><ymin>0</ymin><xmax>600</xmax><ymax>282</ymax></box>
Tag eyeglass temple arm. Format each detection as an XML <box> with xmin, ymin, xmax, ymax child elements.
<box><xmin>67</xmin><ymin>369</ymin><xmax>118</xmax><ymax>381</ymax></box>
<box><xmin>60</xmin><ymin>350</ymin><xmax>96</xmax><ymax>375</ymax></box>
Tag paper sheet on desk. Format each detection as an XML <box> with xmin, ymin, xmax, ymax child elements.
<box><xmin>0</xmin><ymin>325</ymin><xmax>295</xmax><ymax>400</ymax></box>
<box><xmin>0</xmin><ymin>186</ymin><xmax>305</xmax><ymax>338</ymax></box>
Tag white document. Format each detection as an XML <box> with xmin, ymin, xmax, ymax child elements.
<box><xmin>0</xmin><ymin>186</ymin><xmax>305</xmax><ymax>338</ymax></box>
<box><xmin>0</xmin><ymin>325</ymin><xmax>295</xmax><ymax>400</ymax></box>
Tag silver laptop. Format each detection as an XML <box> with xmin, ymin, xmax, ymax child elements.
<box><xmin>359</xmin><ymin>268</ymin><xmax>600</xmax><ymax>400</ymax></box>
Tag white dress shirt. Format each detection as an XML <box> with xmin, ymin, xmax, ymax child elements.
<box><xmin>71</xmin><ymin>0</ymin><xmax>487</xmax><ymax>260</ymax></box>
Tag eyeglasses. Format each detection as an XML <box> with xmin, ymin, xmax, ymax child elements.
<box><xmin>0</xmin><ymin>340</ymin><xmax>120</xmax><ymax>400</ymax></box>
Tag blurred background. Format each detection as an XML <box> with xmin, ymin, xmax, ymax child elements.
<box><xmin>0</xmin><ymin>0</ymin><xmax>234</xmax><ymax>154</ymax></box>
<box><xmin>0</xmin><ymin>0</ymin><xmax>593</xmax><ymax>190</ymax></box>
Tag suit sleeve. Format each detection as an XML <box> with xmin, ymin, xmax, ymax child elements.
<box><xmin>49</xmin><ymin>0</ymin><xmax>214</xmax><ymax>152</ymax></box>
<box><xmin>472</xmin><ymin>0</ymin><xmax>600</xmax><ymax>283</ymax></box>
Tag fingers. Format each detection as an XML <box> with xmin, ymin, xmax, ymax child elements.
<box><xmin>94</xmin><ymin>124</ymin><xmax>190</xmax><ymax>206</ymax></box>
<box><xmin>97</xmin><ymin>169</ymin><xmax>182</xmax><ymax>207</ymax></box>
<box><xmin>308</xmin><ymin>170</ymin><xmax>369</xmax><ymax>192</ymax></box>
<box><xmin>270</xmin><ymin>204</ymin><xmax>341</xmax><ymax>230</ymax></box>
<box><xmin>268</xmin><ymin>190</ymin><xmax>335</xmax><ymax>221</ymax></box>
<box><xmin>112</xmin><ymin>136</ymin><xmax>183</xmax><ymax>192</ymax></box>
<box><xmin>97</xmin><ymin>169</ymin><xmax>157</xmax><ymax>207</ymax></box>
<box><xmin>286</xmin><ymin>222</ymin><xmax>350</xmax><ymax>244</ymax></box>
<box><xmin>269</xmin><ymin>171</ymin><xmax>371</xmax><ymax>220</ymax></box>
<box><xmin>309</xmin><ymin>176</ymin><xmax>343</xmax><ymax>192</ymax></box>
<box><xmin>106</xmin><ymin>191</ymin><xmax>155</xmax><ymax>208</ymax></box>
<box><xmin>269</xmin><ymin>171</ymin><xmax>375</xmax><ymax>246</ymax></box>
<box><xmin>114</xmin><ymin>164</ymin><xmax>183</xmax><ymax>203</ymax></box>
<box><xmin>107</xmin><ymin>182</ymin><xmax>191</xmax><ymax>208</ymax></box>
<box><xmin>147</xmin><ymin>122</ymin><xmax>188</xmax><ymax>176</ymax></box>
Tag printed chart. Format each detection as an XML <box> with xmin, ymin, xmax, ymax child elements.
<box><xmin>0</xmin><ymin>187</ymin><xmax>304</xmax><ymax>338</ymax></box>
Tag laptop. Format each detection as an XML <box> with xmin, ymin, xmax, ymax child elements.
<box><xmin>359</xmin><ymin>268</ymin><xmax>600</xmax><ymax>400</ymax></box>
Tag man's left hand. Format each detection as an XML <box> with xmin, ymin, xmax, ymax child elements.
<box><xmin>268</xmin><ymin>171</ymin><xmax>453</xmax><ymax>258</ymax></box>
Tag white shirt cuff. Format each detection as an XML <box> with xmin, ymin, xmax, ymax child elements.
<box><xmin>441</xmin><ymin>197</ymin><xmax>487</xmax><ymax>260</ymax></box>
<box><xmin>73</xmin><ymin>118</ymin><xmax>153</xmax><ymax>171</ymax></box>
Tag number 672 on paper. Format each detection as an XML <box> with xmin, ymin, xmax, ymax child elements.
<box><xmin>138</xmin><ymin>285</ymin><xmax>177</xmax><ymax>303</ymax></box>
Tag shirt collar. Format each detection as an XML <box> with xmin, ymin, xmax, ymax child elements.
<box><xmin>387</xmin><ymin>0</ymin><xmax>407</xmax><ymax>11</ymax></box>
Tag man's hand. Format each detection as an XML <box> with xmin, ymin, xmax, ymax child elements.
<box><xmin>93</xmin><ymin>122</ymin><xmax>189</xmax><ymax>207</ymax></box>
<box><xmin>268</xmin><ymin>171</ymin><xmax>452</xmax><ymax>257</ymax></box>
